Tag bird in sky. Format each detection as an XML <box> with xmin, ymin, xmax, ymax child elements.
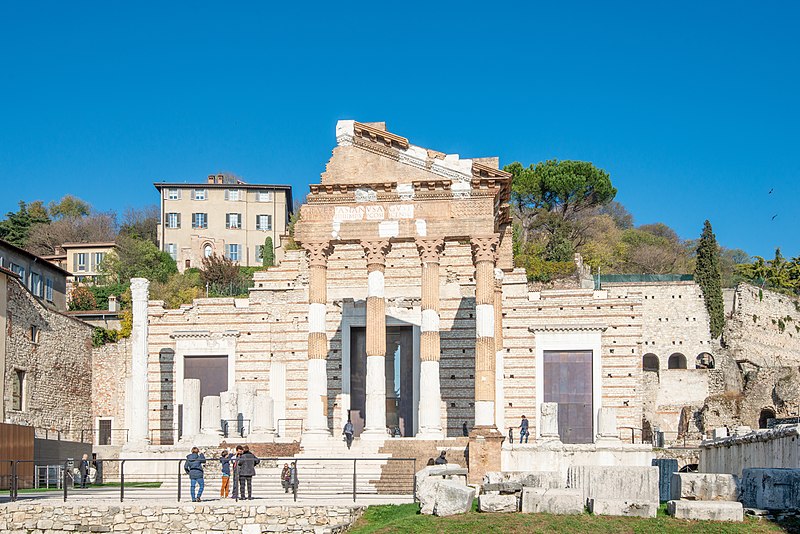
<box><xmin>768</xmin><ymin>188</ymin><xmax>774</xmax><ymax>194</ymax></box>
<box><xmin>771</xmin><ymin>214</ymin><xmax>778</xmax><ymax>221</ymax></box>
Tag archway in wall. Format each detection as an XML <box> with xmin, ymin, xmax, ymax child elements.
<box><xmin>759</xmin><ymin>407</ymin><xmax>776</xmax><ymax>429</ymax></box>
<box><xmin>643</xmin><ymin>353</ymin><xmax>659</xmax><ymax>372</ymax></box>
<box><xmin>696</xmin><ymin>352</ymin><xmax>715</xmax><ymax>369</ymax></box>
<box><xmin>668</xmin><ymin>353</ymin><xmax>687</xmax><ymax>369</ymax></box>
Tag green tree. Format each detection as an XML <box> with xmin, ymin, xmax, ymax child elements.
<box><xmin>48</xmin><ymin>195</ymin><xmax>91</xmax><ymax>219</ymax></box>
<box><xmin>695</xmin><ymin>220</ymin><xmax>725</xmax><ymax>338</ymax></box>
<box><xmin>150</xmin><ymin>271</ymin><xmax>203</xmax><ymax>308</ymax></box>
<box><xmin>262</xmin><ymin>236</ymin><xmax>275</xmax><ymax>267</ymax></box>
<box><xmin>0</xmin><ymin>201</ymin><xmax>51</xmax><ymax>247</ymax></box>
<box><xmin>69</xmin><ymin>285</ymin><xmax>98</xmax><ymax>311</ymax></box>
<box><xmin>101</xmin><ymin>235</ymin><xmax>177</xmax><ymax>284</ymax></box>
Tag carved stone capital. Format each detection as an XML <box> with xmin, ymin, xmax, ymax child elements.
<box><xmin>303</xmin><ymin>241</ymin><xmax>333</xmax><ymax>268</ymax></box>
<box><xmin>415</xmin><ymin>238</ymin><xmax>444</xmax><ymax>264</ymax></box>
<box><xmin>361</xmin><ymin>240</ymin><xmax>392</xmax><ymax>267</ymax></box>
<box><xmin>471</xmin><ymin>235</ymin><xmax>499</xmax><ymax>264</ymax></box>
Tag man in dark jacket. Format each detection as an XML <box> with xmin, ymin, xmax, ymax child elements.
<box><xmin>184</xmin><ymin>447</ymin><xmax>206</xmax><ymax>502</ymax></box>
<box><xmin>79</xmin><ymin>454</ymin><xmax>90</xmax><ymax>488</ymax></box>
<box><xmin>434</xmin><ymin>451</ymin><xmax>447</xmax><ymax>465</ymax></box>
<box><xmin>343</xmin><ymin>419</ymin><xmax>354</xmax><ymax>450</ymax></box>
<box><xmin>237</xmin><ymin>445</ymin><xmax>260</xmax><ymax>500</ymax></box>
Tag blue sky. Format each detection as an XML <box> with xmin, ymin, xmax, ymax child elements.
<box><xmin>1</xmin><ymin>1</ymin><xmax>798</xmax><ymax>258</ymax></box>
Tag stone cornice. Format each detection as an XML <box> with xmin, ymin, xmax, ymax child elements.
<box><xmin>472</xmin><ymin>161</ymin><xmax>512</xmax><ymax>180</ymax></box>
<box><xmin>471</xmin><ymin>235</ymin><xmax>499</xmax><ymax>263</ymax></box>
<box><xmin>415</xmin><ymin>237</ymin><xmax>445</xmax><ymax>264</ymax></box>
<box><xmin>700</xmin><ymin>425</ymin><xmax>800</xmax><ymax>449</ymax></box>
<box><xmin>170</xmin><ymin>330</ymin><xmax>211</xmax><ymax>339</ymax></box>
<box><xmin>353</xmin><ymin>121</ymin><xmax>409</xmax><ymax>150</ymax></box>
<box><xmin>528</xmin><ymin>324</ymin><xmax>609</xmax><ymax>333</ymax></box>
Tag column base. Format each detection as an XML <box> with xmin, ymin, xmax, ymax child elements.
<box><xmin>360</xmin><ymin>428</ymin><xmax>389</xmax><ymax>441</ymax></box>
<box><xmin>415</xmin><ymin>430</ymin><xmax>445</xmax><ymax>440</ymax></box>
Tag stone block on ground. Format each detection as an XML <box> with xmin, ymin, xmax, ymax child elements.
<box><xmin>589</xmin><ymin>499</ymin><xmax>658</xmax><ymax>518</ymax></box>
<box><xmin>741</xmin><ymin>468</ymin><xmax>800</xmax><ymax>510</ymax></box>
<box><xmin>482</xmin><ymin>482</ymin><xmax>522</xmax><ymax>494</ymax></box>
<box><xmin>483</xmin><ymin>471</ymin><xmax>562</xmax><ymax>489</ymax></box>
<box><xmin>521</xmin><ymin>487</ymin><xmax>584</xmax><ymax>515</ymax></box>
<box><xmin>478</xmin><ymin>493</ymin><xmax>518</xmax><ymax>513</ymax></box>
<box><xmin>432</xmin><ymin>480</ymin><xmax>476</xmax><ymax>517</ymax></box>
<box><xmin>667</xmin><ymin>500</ymin><xmax>744</xmax><ymax>522</ymax></box>
<box><xmin>670</xmin><ymin>473</ymin><xmax>739</xmax><ymax>501</ymax></box>
<box><xmin>415</xmin><ymin>464</ymin><xmax>467</xmax><ymax>496</ymax></box>
<box><xmin>567</xmin><ymin>465</ymin><xmax>659</xmax><ymax>504</ymax></box>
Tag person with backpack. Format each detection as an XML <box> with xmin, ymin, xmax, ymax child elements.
<box><xmin>342</xmin><ymin>419</ymin><xmax>354</xmax><ymax>450</ymax></box>
<box><xmin>237</xmin><ymin>445</ymin><xmax>260</xmax><ymax>500</ymax></box>
<box><xmin>184</xmin><ymin>447</ymin><xmax>206</xmax><ymax>502</ymax></box>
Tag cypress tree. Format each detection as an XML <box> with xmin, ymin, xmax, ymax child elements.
<box><xmin>262</xmin><ymin>236</ymin><xmax>275</xmax><ymax>268</ymax></box>
<box><xmin>695</xmin><ymin>220</ymin><xmax>725</xmax><ymax>338</ymax></box>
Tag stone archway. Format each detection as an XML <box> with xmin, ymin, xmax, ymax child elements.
<box><xmin>759</xmin><ymin>407</ymin><xmax>776</xmax><ymax>429</ymax></box>
<box><xmin>668</xmin><ymin>353</ymin><xmax>687</xmax><ymax>369</ymax></box>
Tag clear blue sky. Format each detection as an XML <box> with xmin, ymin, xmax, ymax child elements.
<box><xmin>1</xmin><ymin>2</ymin><xmax>798</xmax><ymax>258</ymax></box>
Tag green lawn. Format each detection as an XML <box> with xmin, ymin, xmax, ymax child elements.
<box><xmin>349</xmin><ymin>503</ymin><xmax>799</xmax><ymax>534</ymax></box>
<box><xmin>0</xmin><ymin>481</ymin><xmax>162</xmax><ymax>494</ymax></box>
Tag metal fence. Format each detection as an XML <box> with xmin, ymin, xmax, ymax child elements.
<box><xmin>0</xmin><ymin>456</ymin><xmax>417</xmax><ymax>504</ymax></box>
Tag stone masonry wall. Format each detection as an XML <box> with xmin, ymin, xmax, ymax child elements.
<box><xmin>0</xmin><ymin>503</ymin><xmax>364</xmax><ymax>534</ymax></box>
<box><xmin>92</xmin><ymin>338</ymin><xmax>131</xmax><ymax>444</ymax></box>
<box><xmin>3</xmin><ymin>277</ymin><xmax>94</xmax><ymax>440</ymax></box>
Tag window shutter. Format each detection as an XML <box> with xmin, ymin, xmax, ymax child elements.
<box><xmin>177</xmin><ymin>189</ymin><xmax>182</xmax><ymax>200</ymax></box>
<box><xmin>226</xmin><ymin>213</ymin><xmax>230</xmax><ymax>228</ymax></box>
<box><xmin>224</xmin><ymin>190</ymin><xmax>229</xmax><ymax>201</ymax></box>
<box><xmin>73</xmin><ymin>254</ymin><xmax>78</xmax><ymax>272</ymax></box>
<box><xmin>176</xmin><ymin>213</ymin><xmax>181</xmax><ymax>228</ymax></box>
<box><xmin>267</xmin><ymin>215</ymin><xmax>272</xmax><ymax>231</ymax></box>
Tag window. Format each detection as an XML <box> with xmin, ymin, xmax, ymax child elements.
<box><xmin>668</xmin><ymin>353</ymin><xmax>687</xmax><ymax>369</ymax></box>
<box><xmin>10</xmin><ymin>263</ymin><xmax>25</xmax><ymax>282</ymax></box>
<box><xmin>192</xmin><ymin>213</ymin><xmax>208</xmax><ymax>229</ymax></box>
<box><xmin>193</xmin><ymin>189</ymin><xmax>207</xmax><ymax>201</ymax></box>
<box><xmin>92</xmin><ymin>252</ymin><xmax>105</xmax><ymax>271</ymax></box>
<box><xmin>167</xmin><ymin>188</ymin><xmax>180</xmax><ymax>200</ymax></box>
<box><xmin>203</xmin><ymin>244</ymin><xmax>213</xmax><ymax>258</ymax></box>
<box><xmin>166</xmin><ymin>212</ymin><xmax>181</xmax><ymax>229</ymax></box>
<box><xmin>166</xmin><ymin>243</ymin><xmax>177</xmax><ymax>260</ymax></box>
<box><xmin>30</xmin><ymin>325</ymin><xmax>40</xmax><ymax>343</ymax></box>
<box><xmin>30</xmin><ymin>272</ymin><xmax>43</xmax><ymax>297</ymax></box>
<box><xmin>256</xmin><ymin>245</ymin><xmax>263</xmax><ymax>263</ymax></box>
<box><xmin>98</xmin><ymin>419</ymin><xmax>112</xmax><ymax>445</ymax></box>
<box><xmin>75</xmin><ymin>253</ymin><xmax>87</xmax><ymax>272</ymax></box>
<box><xmin>45</xmin><ymin>278</ymin><xmax>53</xmax><ymax>302</ymax></box>
<box><xmin>12</xmin><ymin>370</ymin><xmax>24</xmax><ymax>411</ymax></box>
<box><xmin>257</xmin><ymin>191</ymin><xmax>272</xmax><ymax>202</ymax></box>
<box><xmin>226</xmin><ymin>244</ymin><xmax>241</xmax><ymax>262</ymax></box>
<box><xmin>226</xmin><ymin>213</ymin><xmax>242</xmax><ymax>229</ymax></box>
<box><xmin>643</xmin><ymin>354</ymin><xmax>659</xmax><ymax>372</ymax></box>
<box><xmin>256</xmin><ymin>214</ymin><xmax>272</xmax><ymax>231</ymax></box>
<box><xmin>225</xmin><ymin>189</ymin><xmax>241</xmax><ymax>201</ymax></box>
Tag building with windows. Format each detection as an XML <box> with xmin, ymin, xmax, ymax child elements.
<box><xmin>54</xmin><ymin>242</ymin><xmax>116</xmax><ymax>284</ymax></box>
<box><xmin>154</xmin><ymin>174</ymin><xmax>292</xmax><ymax>272</ymax></box>
<box><xmin>0</xmin><ymin>239</ymin><xmax>70</xmax><ymax>311</ymax></box>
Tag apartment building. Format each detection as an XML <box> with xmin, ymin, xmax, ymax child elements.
<box><xmin>154</xmin><ymin>174</ymin><xmax>292</xmax><ymax>271</ymax></box>
<box><xmin>0</xmin><ymin>239</ymin><xmax>70</xmax><ymax>311</ymax></box>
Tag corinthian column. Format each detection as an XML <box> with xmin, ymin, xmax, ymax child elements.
<box><xmin>416</xmin><ymin>238</ymin><xmax>445</xmax><ymax>438</ymax></box>
<box><xmin>127</xmin><ymin>278</ymin><xmax>150</xmax><ymax>446</ymax></box>
<box><xmin>494</xmin><ymin>268</ymin><xmax>505</xmax><ymax>433</ymax></box>
<box><xmin>471</xmin><ymin>235</ymin><xmax>499</xmax><ymax>430</ymax></box>
<box><xmin>303</xmin><ymin>241</ymin><xmax>332</xmax><ymax>436</ymax></box>
<box><xmin>361</xmin><ymin>239</ymin><xmax>392</xmax><ymax>439</ymax></box>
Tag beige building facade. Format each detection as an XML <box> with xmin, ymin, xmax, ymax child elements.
<box><xmin>155</xmin><ymin>175</ymin><xmax>292</xmax><ymax>272</ymax></box>
<box><xmin>60</xmin><ymin>242</ymin><xmax>116</xmax><ymax>283</ymax></box>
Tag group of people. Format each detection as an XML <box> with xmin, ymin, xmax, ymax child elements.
<box><xmin>508</xmin><ymin>415</ymin><xmax>530</xmax><ymax>444</ymax></box>
<box><xmin>184</xmin><ymin>445</ymin><xmax>298</xmax><ymax>503</ymax></box>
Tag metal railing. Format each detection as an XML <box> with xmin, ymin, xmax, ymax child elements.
<box><xmin>276</xmin><ymin>418</ymin><xmax>304</xmax><ymax>438</ymax></box>
<box><xmin>0</xmin><ymin>456</ymin><xmax>417</xmax><ymax>504</ymax></box>
<box><xmin>78</xmin><ymin>428</ymin><xmax>130</xmax><ymax>445</ymax></box>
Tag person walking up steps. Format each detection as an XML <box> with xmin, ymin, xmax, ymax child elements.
<box><xmin>184</xmin><ymin>447</ymin><xmax>206</xmax><ymax>502</ymax></box>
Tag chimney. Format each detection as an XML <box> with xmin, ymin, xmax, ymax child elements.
<box><xmin>108</xmin><ymin>295</ymin><xmax>119</xmax><ymax>313</ymax></box>
<box><xmin>207</xmin><ymin>174</ymin><xmax>215</xmax><ymax>184</ymax></box>
<box><xmin>217</xmin><ymin>174</ymin><xmax>224</xmax><ymax>184</ymax></box>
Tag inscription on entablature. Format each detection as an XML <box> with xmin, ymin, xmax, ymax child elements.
<box><xmin>332</xmin><ymin>204</ymin><xmax>415</xmax><ymax>222</ymax></box>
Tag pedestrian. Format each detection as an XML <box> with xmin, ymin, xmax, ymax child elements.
<box><xmin>219</xmin><ymin>450</ymin><xmax>231</xmax><ymax>498</ymax></box>
<box><xmin>343</xmin><ymin>419</ymin><xmax>354</xmax><ymax>450</ymax></box>
<box><xmin>184</xmin><ymin>446</ymin><xmax>206</xmax><ymax>502</ymax></box>
<box><xmin>79</xmin><ymin>454</ymin><xmax>90</xmax><ymax>488</ymax></box>
<box><xmin>508</xmin><ymin>427</ymin><xmax>514</xmax><ymax>444</ymax></box>
<box><xmin>230</xmin><ymin>446</ymin><xmax>243</xmax><ymax>500</ymax></box>
<box><xmin>462</xmin><ymin>421</ymin><xmax>468</xmax><ymax>437</ymax></box>
<box><xmin>289</xmin><ymin>461</ymin><xmax>299</xmax><ymax>497</ymax></box>
<box><xmin>519</xmin><ymin>415</ymin><xmax>529</xmax><ymax>444</ymax></box>
<box><xmin>434</xmin><ymin>451</ymin><xmax>447</xmax><ymax>465</ymax></box>
<box><xmin>281</xmin><ymin>463</ymin><xmax>291</xmax><ymax>493</ymax></box>
<box><xmin>237</xmin><ymin>445</ymin><xmax>260</xmax><ymax>500</ymax></box>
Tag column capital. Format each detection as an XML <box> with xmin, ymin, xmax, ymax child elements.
<box><xmin>415</xmin><ymin>237</ymin><xmax>444</xmax><ymax>264</ymax></box>
<box><xmin>361</xmin><ymin>240</ymin><xmax>392</xmax><ymax>267</ymax></box>
<box><xmin>471</xmin><ymin>235</ymin><xmax>500</xmax><ymax>264</ymax></box>
<box><xmin>302</xmin><ymin>241</ymin><xmax>333</xmax><ymax>267</ymax></box>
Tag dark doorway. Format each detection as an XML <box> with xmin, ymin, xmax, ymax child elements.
<box><xmin>543</xmin><ymin>350</ymin><xmax>593</xmax><ymax>444</ymax></box>
<box><xmin>759</xmin><ymin>408</ymin><xmax>776</xmax><ymax>429</ymax></box>
<box><xmin>98</xmin><ymin>419</ymin><xmax>112</xmax><ymax>446</ymax></box>
<box><xmin>349</xmin><ymin>326</ymin><xmax>415</xmax><ymax>437</ymax></box>
<box><xmin>184</xmin><ymin>355</ymin><xmax>229</xmax><ymax>400</ymax></box>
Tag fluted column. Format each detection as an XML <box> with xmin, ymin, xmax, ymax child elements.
<box><xmin>361</xmin><ymin>240</ymin><xmax>392</xmax><ymax>439</ymax></box>
<box><xmin>494</xmin><ymin>268</ymin><xmax>505</xmax><ymax>433</ymax></box>
<box><xmin>472</xmin><ymin>235</ymin><xmax>499</xmax><ymax>429</ymax></box>
<box><xmin>416</xmin><ymin>238</ymin><xmax>445</xmax><ymax>438</ymax></box>
<box><xmin>303</xmin><ymin>241</ymin><xmax>332</xmax><ymax>436</ymax></box>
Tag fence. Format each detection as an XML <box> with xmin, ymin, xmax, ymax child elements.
<box><xmin>276</xmin><ymin>419</ymin><xmax>304</xmax><ymax>438</ymax></box>
<box><xmin>78</xmin><ymin>428</ymin><xmax>130</xmax><ymax>446</ymax></box>
<box><xmin>0</xmin><ymin>456</ymin><xmax>417</xmax><ymax>504</ymax></box>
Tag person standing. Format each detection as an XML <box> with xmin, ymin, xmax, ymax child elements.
<box><xmin>289</xmin><ymin>461</ymin><xmax>299</xmax><ymax>499</ymax></box>
<box><xmin>219</xmin><ymin>450</ymin><xmax>231</xmax><ymax>498</ymax></box>
<box><xmin>79</xmin><ymin>454</ymin><xmax>90</xmax><ymax>488</ymax></box>
<box><xmin>342</xmin><ymin>419</ymin><xmax>354</xmax><ymax>450</ymax></box>
<box><xmin>434</xmin><ymin>451</ymin><xmax>447</xmax><ymax>465</ymax></box>
<box><xmin>237</xmin><ymin>445</ymin><xmax>260</xmax><ymax>500</ymax></box>
<box><xmin>281</xmin><ymin>463</ymin><xmax>291</xmax><ymax>493</ymax></box>
<box><xmin>184</xmin><ymin>447</ymin><xmax>206</xmax><ymax>502</ymax></box>
<box><xmin>231</xmin><ymin>445</ymin><xmax>243</xmax><ymax>500</ymax></box>
<box><xmin>519</xmin><ymin>415</ymin><xmax>530</xmax><ymax>444</ymax></box>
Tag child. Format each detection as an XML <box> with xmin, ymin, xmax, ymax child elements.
<box><xmin>219</xmin><ymin>450</ymin><xmax>231</xmax><ymax>498</ymax></box>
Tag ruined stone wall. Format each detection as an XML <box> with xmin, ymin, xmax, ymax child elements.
<box><xmin>91</xmin><ymin>338</ymin><xmax>131</xmax><ymax>443</ymax></box>
<box><xmin>3</xmin><ymin>277</ymin><xmax>94</xmax><ymax>440</ymax></box>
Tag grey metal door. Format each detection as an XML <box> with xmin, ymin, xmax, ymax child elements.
<box><xmin>543</xmin><ymin>350</ymin><xmax>593</xmax><ymax>444</ymax></box>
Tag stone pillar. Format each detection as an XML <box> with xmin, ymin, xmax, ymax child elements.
<box><xmin>249</xmin><ymin>391</ymin><xmax>276</xmax><ymax>442</ymax></box>
<box><xmin>494</xmin><ymin>268</ymin><xmax>505</xmax><ymax>433</ymax></box>
<box><xmin>219</xmin><ymin>390</ymin><xmax>238</xmax><ymax>435</ymax></box>
<box><xmin>303</xmin><ymin>241</ymin><xmax>332</xmax><ymax>437</ymax></box>
<box><xmin>128</xmin><ymin>278</ymin><xmax>150</xmax><ymax>446</ymax></box>
<box><xmin>416</xmin><ymin>238</ymin><xmax>445</xmax><ymax>439</ymax></box>
<box><xmin>237</xmin><ymin>382</ymin><xmax>257</xmax><ymax>437</ymax></box>
<box><xmin>182</xmin><ymin>378</ymin><xmax>201</xmax><ymax>441</ymax></box>
<box><xmin>201</xmin><ymin>396</ymin><xmax>221</xmax><ymax>435</ymax></box>
<box><xmin>361</xmin><ymin>240</ymin><xmax>392</xmax><ymax>439</ymax></box>
<box><xmin>540</xmin><ymin>402</ymin><xmax>561</xmax><ymax>442</ymax></box>
<box><xmin>597</xmin><ymin>406</ymin><xmax>620</xmax><ymax>443</ymax></box>
<box><xmin>471</xmin><ymin>235</ymin><xmax>499</xmax><ymax>429</ymax></box>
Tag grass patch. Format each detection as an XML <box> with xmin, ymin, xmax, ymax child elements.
<box><xmin>0</xmin><ymin>481</ymin><xmax>162</xmax><ymax>495</ymax></box>
<box><xmin>349</xmin><ymin>502</ymin><xmax>792</xmax><ymax>534</ymax></box>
